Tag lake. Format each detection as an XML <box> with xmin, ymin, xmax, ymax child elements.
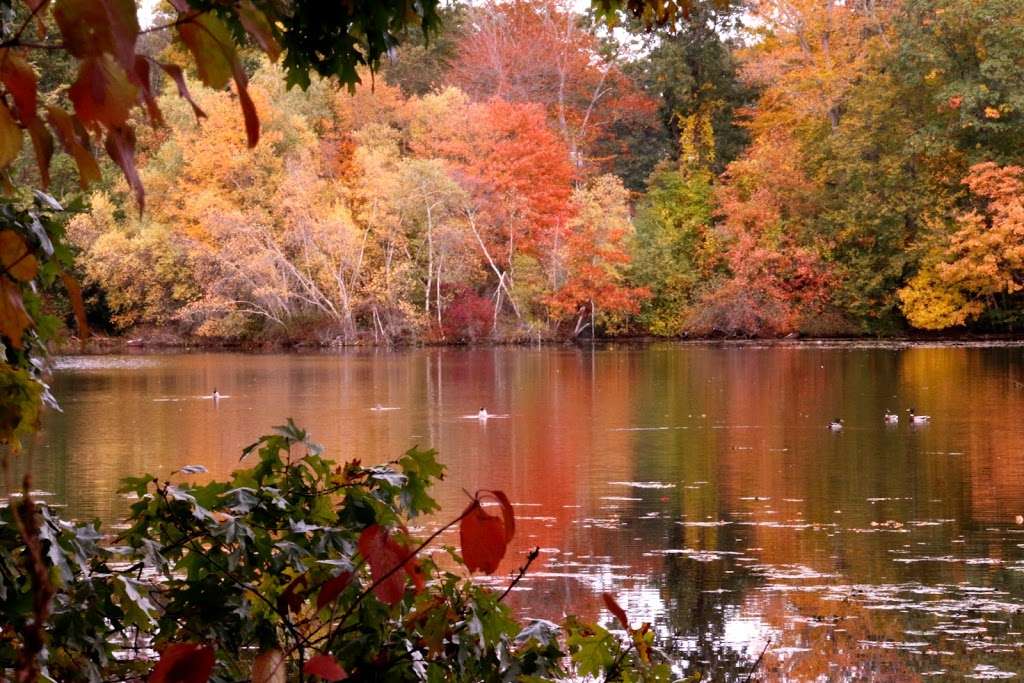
<box><xmin>22</xmin><ymin>343</ymin><xmax>1024</xmax><ymax>680</ymax></box>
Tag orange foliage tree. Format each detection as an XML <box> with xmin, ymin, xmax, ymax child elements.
<box><xmin>449</xmin><ymin>0</ymin><xmax>658</xmax><ymax>175</ymax></box>
<box><xmin>692</xmin><ymin>132</ymin><xmax>830</xmax><ymax>336</ymax></box>
<box><xmin>546</xmin><ymin>174</ymin><xmax>650</xmax><ymax>335</ymax></box>
<box><xmin>899</xmin><ymin>163</ymin><xmax>1024</xmax><ymax>329</ymax></box>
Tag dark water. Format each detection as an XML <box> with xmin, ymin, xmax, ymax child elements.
<box><xmin>19</xmin><ymin>343</ymin><xmax>1024</xmax><ymax>680</ymax></box>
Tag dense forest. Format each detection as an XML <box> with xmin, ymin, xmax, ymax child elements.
<box><xmin>52</xmin><ymin>0</ymin><xmax>1024</xmax><ymax>342</ymax></box>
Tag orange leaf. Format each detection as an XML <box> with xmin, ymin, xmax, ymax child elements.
<box><xmin>315</xmin><ymin>571</ymin><xmax>354</xmax><ymax>610</ymax></box>
<box><xmin>0</xmin><ymin>279</ymin><xmax>30</xmax><ymax>349</ymax></box>
<box><xmin>60</xmin><ymin>271</ymin><xmax>89</xmax><ymax>340</ymax></box>
<box><xmin>0</xmin><ymin>231</ymin><xmax>38</xmax><ymax>282</ymax></box>
<box><xmin>251</xmin><ymin>648</ymin><xmax>285</xmax><ymax>683</ymax></box>
<box><xmin>602</xmin><ymin>592</ymin><xmax>630</xmax><ymax>630</ymax></box>
<box><xmin>0</xmin><ymin>50</ymin><xmax>38</xmax><ymax>123</ymax></box>
<box><xmin>459</xmin><ymin>500</ymin><xmax>507</xmax><ymax>574</ymax></box>
<box><xmin>358</xmin><ymin>525</ymin><xmax>411</xmax><ymax>606</ymax></box>
<box><xmin>303</xmin><ymin>654</ymin><xmax>348</xmax><ymax>681</ymax></box>
<box><xmin>104</xmin><ymin>126</ymin><xmax>144</xmax><ymax>212</ymax></box>
<box><xmin>148</xmin><ymin>643</ymin><xmax>214</xmax><ymax>683</ymax></box>
<box><xmin>69</xmin><ymin>55</ymin><xmax>139</xmax><ymax>129</ymax></box>
<box><xmin>0</xmin><ymin>101</ymin><xmax>23</xmax><ymax>169</ymax></box>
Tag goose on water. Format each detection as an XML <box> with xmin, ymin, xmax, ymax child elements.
<box><xmin>908</xmin><ymin>408</ymin><xmax>931</xmax><ymax>424</ymax></box>
<box><xmin>478</xmin><ymin>408</ymin><xmax>490</xmax><ymax>420</ymax></box>
<box><xmin>828</xmin><ymin>418</ymin><xmax>844</xmax><ymax>431</ymax></box>
<box><xmin>884</xmin><ymin>411</ymin><xmax>899</xmax><ymax>424</ymax></box>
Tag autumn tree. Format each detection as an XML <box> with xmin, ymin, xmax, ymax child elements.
<box><xmin>449</xmin><ymin>0</ymin><xmax>658</xmax><ymax>176</ymax></box>
<box><xmin>691</xmin><ymin>130</ymin><xmax>831</xmax><ymax>336</ymax></box>
<box><xmin>899</xmin><ymin>163</ymin><xmax>1024</xmax><ymax>329</ymax></box>
<box><xmin>413</xmin><ymin>92</ymin><xmax>576</xmax><ymax>334</ymax></box>
<box><xmin>546</xmin><ymin>174</ymin><xmax>649</xmax><ymax>335</ymax></box>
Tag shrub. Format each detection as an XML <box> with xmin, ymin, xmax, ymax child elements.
<box><xmin>0</xmin><ymin>421</ymin><xmax>681</xmax><ymax>682</ymax></box>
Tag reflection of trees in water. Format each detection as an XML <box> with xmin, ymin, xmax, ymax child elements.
<box><xmin>661</xmin><ymin>554</ymin><xmax>760</xmax><ymax>680</ymax></box>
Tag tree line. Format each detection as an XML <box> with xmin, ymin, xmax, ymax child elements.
<box><xmin>56</xmin><ymin>0</ymin><xmax>1024</xmax><ymax>340</ymax></box>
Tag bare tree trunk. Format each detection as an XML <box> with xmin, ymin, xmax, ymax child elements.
<box><xmin>466</xmin><ymin>208</ymin><xmax>521</xmax><ymax>320</ymax></box>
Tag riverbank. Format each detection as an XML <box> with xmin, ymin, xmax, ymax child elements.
<box><xmin>55</xmin><ymin>327</ymin><xmax>1024</xmax><ymax>354</ymax></box>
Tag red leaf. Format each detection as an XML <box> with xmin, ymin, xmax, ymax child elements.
<box><xmin>149</xmin><ymin>643</ymin><xmax>215</xmax><ymax>683</ymax></box>
<box><xmin>54</xmin><ymin>0</ymin><xmax>139</xmax><ymax>68</ymax></box>
<box><xmin>277</xmin><ymin>573</ymin><xmax>308</xmax><ymax>615</ymax></box>
<box><xmin>358</xmin><ymin>525</ymin><xmax>411</xmax><ymax>606</ymax></box>
<box><xmin>157</xmin><ymin>62</ymin><xmax>207</xmax><ymax>120</ymax></box>
<box><xmin>459</xmin><ymin>500</ymin><xmax>507</xmax><ymax>574</ymax></box>
<box><xmin>405</xmin><ymin>558</ymin><xmax>426</xmax><ymax>593</ymax></box>
<box><xmin>104</xmin><ymin>126</ymin><xmax>144</xmax><ymax>212</ymax></box>
<box><xmin>303</xmin><ymin>654</ymin><xmax>348</xmax><ymax>681</ymax></box>
<box><xmin>0</xmin><ymin>49</ymin><xmax>38</xmax><ymax>123</ymax></box>
<box><xmin>238</xmin><ymin>0</ymin><xmax>281</xmax><ymax>62</ymax></box>
<box><xmin>133</xmin><ymin>56</ymin><xmax>164</xmax><ymax>127</ymax></box>
<box><xmin>69</xmin><ymin>55</ymin><xmax>139</xmax><ymax>129</ymax></box>
<box><xmin>483</xmin><ymin>489</ymin><xmax>515</xmax><ymax>543</ymax></box>
<box><xmin>45</xmin><ymin>105</ymin><xmax>101</xmax><ymax>187</ymax></box>
<box><xmin>315</xmin><ymin>571</ymin><xmax>354</xmax><ymax>610</ymax></box>
<box><xmin>232</xmin><ymin>58</ymin><xmax>259</xmax><ymax>148</ymax></box>
<box><xmin>602</xmin><ymin>592</ymin><xmax>630</xmax><ymax>630</ymax></box>
<box><xmin>27</xmin><ymin>117</ymin><xmax>52</xmax><ymax>187</ymax></box>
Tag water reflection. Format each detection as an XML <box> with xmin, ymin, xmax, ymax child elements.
<box><xmin>18</xmin><ymin>344</ymin><xmax>1024</xmax><ymax>680</ymax></box>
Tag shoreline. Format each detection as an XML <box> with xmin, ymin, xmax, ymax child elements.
<box><xmin>55</xmin><ymin>331</ymin><xmax>1024</xmax><ymax>355</ymax></box>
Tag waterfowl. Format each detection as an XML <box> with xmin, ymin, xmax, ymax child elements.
<box><xmin>828</xmin><ymin>418</ymin><xmax>844</xmax><ymax>431</ymax></box>
<box><xmin>211</xmin><ymin>388</ymin><xmax>221</xmax><ymax>401</ymax></box>
<box><xmin>907</xmin><ymin>408</ymin><xmax>931</xmax><ymax>424</ymax></box>
<box><xmin>478</xmin><ymin>408</ymin><xmax>489</xmax><ymax>420</ymax></box>
<box><xmin>884</xmin><ymin>411</ymin><xmax>899</xmax><ymax>424</ymax></box>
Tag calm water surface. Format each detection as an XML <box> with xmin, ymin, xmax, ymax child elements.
<box><xmin>22</xmin><ymin>344</ymin><xmax>1024</xmax><ymax>680</ymax></box>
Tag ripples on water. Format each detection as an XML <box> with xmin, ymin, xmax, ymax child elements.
<box><xmin>17</xmin><ymin>344</ymin><xmax>1024</xmax><ymax>680</ymax></box>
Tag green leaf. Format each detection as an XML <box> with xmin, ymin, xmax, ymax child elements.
<box><xmin>177</xmin><ymin>12</ymin><xmax>235</xmax><ymax>89</ymax></box>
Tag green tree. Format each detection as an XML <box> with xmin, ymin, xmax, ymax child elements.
<box><xmin>619</xmin><ymin>3</ymin><xmax>754</xmax><ymax>185</ymax></box>
<box><xmin>630</xmin><ymin>164</ymin><xmax>717</xmax><ymax>336</ymax></box>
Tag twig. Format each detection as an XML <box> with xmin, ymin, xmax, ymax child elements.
<box><xmin>744</xmin><ymin>639</ymin><xmax>771</xmax><ymax>682</ymax></box>
<box><xmin>139</xmin><ymin>10</ymin><xmax>209</xmax><ymax>36</ymax></box>
<box><xmin>496</xmin><ymin>546</ymin><xmax>540</xmax><ymax>603</ymax></box>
